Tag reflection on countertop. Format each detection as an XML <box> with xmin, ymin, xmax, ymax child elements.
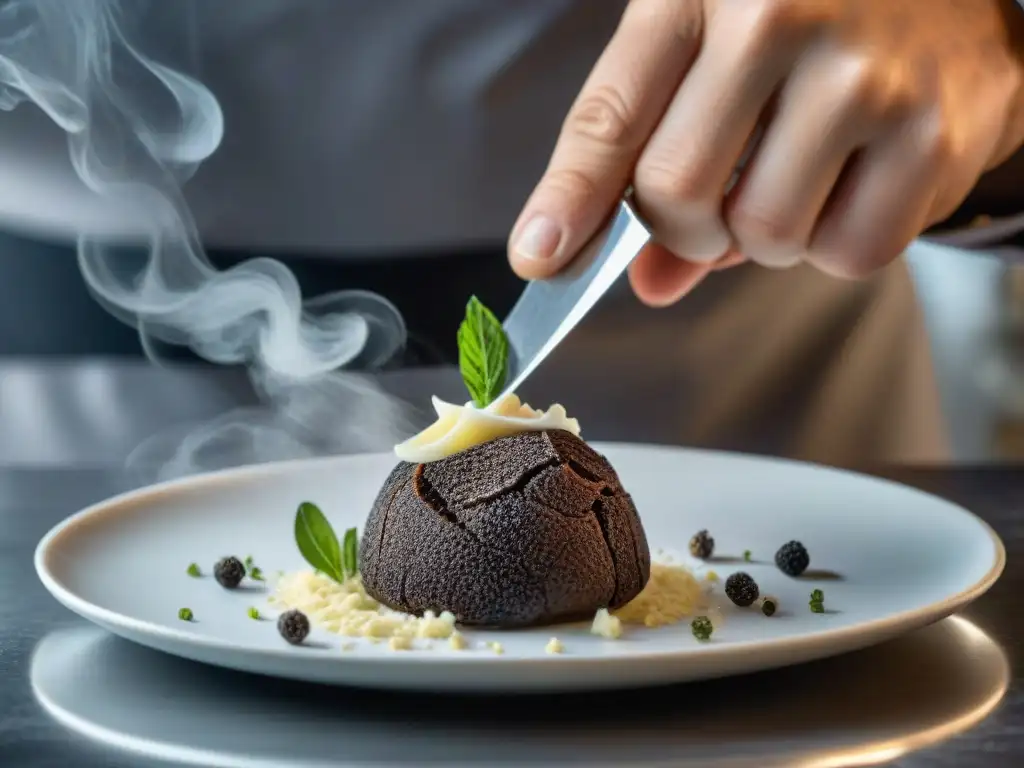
<box><xmin>30</xmin><ymin>617</ymin><xmax>1009</xmax><ymax>768</ymax></box>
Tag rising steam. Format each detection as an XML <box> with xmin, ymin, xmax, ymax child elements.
<box><xmin>0</xmin><ymin>0</ymin><xmax>419</xmax><ymax>477</ymax></box>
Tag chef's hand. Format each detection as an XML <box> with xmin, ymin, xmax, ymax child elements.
<box><xmin>508</xmin><ymin>0</ymin><xmax>1024</xmax><ymax>306</ymax></box>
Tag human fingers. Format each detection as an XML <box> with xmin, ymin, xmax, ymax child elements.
<box><xmin>723</xmin><ymin>49</ymin><xmax>905</xmax><ymax>269</ymax></box>
<box><xmin>632</xmin><ymin>1</ymin><xmax>823</xmax><ymax>264</ymax></box>
<box><xmin>508</xmin><ymin>0</ymin><xmax>703</xmax><ymax>280</ymax></box>
<box><xmin>806</xmin><ymin>115</ymin><xmax>948</xmax><ymax>279</ymax></box>
<box><xmin>628</xmin><ymin>243</ymin><xmax>744</xmax><ymax>306</ymax></box>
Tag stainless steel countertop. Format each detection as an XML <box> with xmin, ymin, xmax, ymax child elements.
<box><xmin>0</xmin><ymin>361</ymin><xmax>1022</xmax><ymax>767</ymax></box>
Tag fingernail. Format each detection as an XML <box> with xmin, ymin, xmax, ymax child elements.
<box><xmin>513</xmin><ymin>215</ymin><xmax>562</xmax><ymax>261</ymax></box>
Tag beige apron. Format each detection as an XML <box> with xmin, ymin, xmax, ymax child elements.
<box><xmin>529</xmin><ymin>259</ymin><xmax>948</xmax><ymax>467</ymax></box>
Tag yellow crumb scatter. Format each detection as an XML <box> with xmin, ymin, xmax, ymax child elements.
<box><xmin>270</xmin><ymin>570</ymin><xmax>458</xmax><ymax>644</ymax></box>
<box><xmin>704</xmin><ymin>570</ymin><xmax>719</xmax><ymax>582</ymax></box>
<box><xmin>545</xmin><ymin>637</ymin><xmax>564</xmax><ymax>654</ymax></box>
<box><xmin>611</xmin><ymin>563</ymin><xmax>703</xmax><ymax>632</ymax></box>
<box><xmin>591</xmin><ymin>608</ymin><xmax>623</xmax><ymax>639</ymax></box>
<box><xmin>488</xmin><ymin>641</ymin><xmax>504</xmax><ymax>655</ymax></box>
<box><xmin>448</xmin><ymin>632</ymin><xmax>469</xmax><ymax>650</ymax></box>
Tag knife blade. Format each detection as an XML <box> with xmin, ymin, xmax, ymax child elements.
<box><xmin>500</xmin><ymin>196</ymin><xmax>652</xmax><ymax>399</ymax></box>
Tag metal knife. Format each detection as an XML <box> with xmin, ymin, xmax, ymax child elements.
<box><xmin>500</xmin><ymin>195</ymin><xmax>652</xmax><ymax>398</ymax></box>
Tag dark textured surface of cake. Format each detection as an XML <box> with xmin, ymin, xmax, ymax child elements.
<box><xmin>359</xmin><ymin>430</ymin><xmax>651</xmax><ymax>628</ymax></box>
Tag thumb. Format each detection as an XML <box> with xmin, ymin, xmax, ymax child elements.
<box><xmin>507</xmin><ymin>0</ymin><xmax>702</xmax><ymax>279</ymax></box>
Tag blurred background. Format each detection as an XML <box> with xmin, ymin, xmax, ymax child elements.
<box><xmin>0</xmin><ymin>230</ymin><xmax>1020</xmax><ymax>464</ymax></box>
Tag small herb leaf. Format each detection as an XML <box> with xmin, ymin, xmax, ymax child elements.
<box><xmin>186</xmin><ymin>563</ymin><xmax>201</xmax><ymax>578</ymax></box>
<box><xmin>456</xmin><ymin>296</ymin><xmax>508</xmax><ymax>408</ymax></box>
<box><xmin>294</xmin><ymin>502</ymin><xmax>344</xmax><ymax>582</ymax></box>
<box><xmin>342</xmin><ymin>527</ymin><xmax>359</xmax><ymax>580</ymax></box>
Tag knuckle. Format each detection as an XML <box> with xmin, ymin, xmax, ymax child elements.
<box><xmin>918</xmin><ymin>122</ymin><xmax>954</xmax><ymax>167</ymax></box>
<box><xmin>727</xmin><ymin>203</ymin><xmax>801</xmax><ymax>248</ymax></box>
<box><xmin>625</xmin><ymin>0</ymin><xmax>702</xmax><ymax>41</ymax></box>
<box><xmin>813</xmin><ymin>241</ymin><xmax>889</xmax><ymax>280</ymax></box>
<box><xmin>565</xmin><ymin>86</ymin><xmax>635</xmax><ymax>148</ymax></box>
<box><xmin>540</xmin><ymin>166</ymin><xmax>601</xmax><ymax>203</ymax></box>
<box><xmin>634</xmin><ymin>158</ymin><xmax>710</xmax><ymax>208</ymax></box>
<box><xmin>744</xmin><ymin>0</ymin><xmax>833</xmax><ymax>43</ymax></box>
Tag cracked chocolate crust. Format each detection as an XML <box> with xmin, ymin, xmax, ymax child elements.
<box><xmin>358</xmin><ymin>430</ymin><xmax>651</xmax><ymax>628</ymax></box>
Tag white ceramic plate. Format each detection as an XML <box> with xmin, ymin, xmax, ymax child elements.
<box><xmin>35</xmin><ymin>445</ymin><xmax>1004</xmax><ymax>693</ymax></box>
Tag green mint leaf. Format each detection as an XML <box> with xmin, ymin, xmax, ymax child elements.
<box><xmin>178</xmin><ymin>607</ymin><xmax>193</xmax><ymax>621</ymax></box>
<box><xmin>457</xmin><ymin>295</ymin><xmax>508</xmax><ymax>408</ymax></box>
<box><xmin>342</xmin><ymin>527</ymin><xmax>359</xmax><ymax>580</ymax></box>
<box><xmin>186</xmin><ymin>563</ymin><xmax>201</xmax><ymax>578</ymax></box>
<box><xmin>247</xmin><ymin>606</ymin><xmax>261</xmax><ymax>620</ymax></box>
<box><xmin>249</xmin><ymin>567</ymin><xmax>265</xmax><ymax>582</ymax></box>
<box><xmin>743</xmin><ymin>550</ymin><xmax>752</xmax><ymax>562</ymax></box>
<box><xmin>294</xmin><ymin>502</ymin><xmax>345</xmax><ymax>582</ymax></box>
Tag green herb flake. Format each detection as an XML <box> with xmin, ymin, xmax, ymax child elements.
<box><xmin>809</xmin><ymin>588</ymin><xmax>825</xmax><ymax>613</ymax></box>
<box><xmin>691</xmin><ymin>616</ymin><xmax>714</xmax><ymax>642</ymax></box>
<box><xmin>743</xmin><ymin>550</ymin><xmax>752</xmax><ymax>562</ymax></box>
<box><xmin>249</xmin><ymin>567</ymin><xmax>265</xmax><ymax>582</ymax></box>
<box><xmin>294</xmin><ymin>501</ymin><xmax>345</xmax><ymax>582</ymax></box>
<box><xmin>186</xmin><ymin>563</ymin><xmax>201</xmax><ymax>578</ymax></box>
<box><xmin>247</xmin><ymin>607</ymin><xmax>261</xmax><ymax>620</ymax></box>
<box><xmin>178</xmin><ymin>607</ymin><xmax>194</xmax><ymax>622</ymax></box>
<box><xmin>244</xmin><ymin>555</ymin><xmax>255</xmax><ymax>571</ymax></box>
<box><xmin>342</xmin><ymin>527</ymin><xmax>359</xmax><ymax>580</ymax></box>
<box><xmin>456</xmin><ymin>295</ymin><xmax>509</xmax><ymax>408</ymax></box>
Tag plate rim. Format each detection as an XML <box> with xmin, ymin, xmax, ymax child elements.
<box><xmin>34</xmin><ymin>444</ymin><xmax>1007</xmax><ymax>673</ymax></box>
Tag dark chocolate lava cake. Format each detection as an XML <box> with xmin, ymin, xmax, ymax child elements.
<box><xmin>359</xmin><ymin>429</ymin><xmax>651</xmax><ymax>628</ymax></box>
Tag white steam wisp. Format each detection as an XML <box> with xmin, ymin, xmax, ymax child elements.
<box><xmin>0</xmin><ymin>0</ymin><xmax>419</xmax><ymax>477</ymax></box>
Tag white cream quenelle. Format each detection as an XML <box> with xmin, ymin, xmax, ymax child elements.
<box><xmin>393</xmin><ymin>394</ymin><xmax>580</xmax><ymax>464</ymax></box>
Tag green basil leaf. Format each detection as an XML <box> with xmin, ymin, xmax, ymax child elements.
<box><xmin>294</xmin><ymin>501</ymin><xmax>344</xmax><ymax>582</ymax></box>
<box><xmin>342</xmin><ymin>527</ymin><xmax>359</xmax><ymax>580</ymax></box>
<box><xmin>456</xmin><ymin>295</ymin><xmax>508</xmax><ymax>408</ymax></box>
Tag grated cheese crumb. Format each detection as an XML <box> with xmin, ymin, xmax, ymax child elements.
<box><xmin>591</xmin><ymin>608</ymin><xmax>623</xmax><ymax>639</ymax></box>
<box><xmin>388</xmin><ymin>636</ymin><xmax>413</xmax><ymax>651</ymax></box>
<box><xmin>488</xmin><ymin>641</ymin><xmax>504</xmax><ymax>655</ymax></box>
<box><xmin>448</xmin><ymin>632</ymin><xmax>468</xmax><ymax>651</ymax></box>
<box><xmin>545</xmin><ymin>637</ymin><xmax>564</xmax><ymax>654</ymax></box>
<box><xmin>614</xmin><ymin>563</ymin><xmax>703</xmax><ymax>629</ymax></box>
<box><xmin>271</xmin><ymin>570</ymin><xmax>459</xmax><ymax>643</ymax></box>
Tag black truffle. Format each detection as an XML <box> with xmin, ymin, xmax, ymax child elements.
<box><xmin>775</xmin><ymin>541</ymin><xmax>810</xmax><ymax>577</ymax></box>
<box><xmin>359</xmin><ymin>430</ymin><xmax>651</xmax><ymax>628</ymax></box>
<box><xmin>214</xmin><ymin>556</ymin><xmax>245</xmax><ymax>589</ymax></box>
<box><xmin>688</xmin><ymin>529</ymin><xmax>714</xmax><ymax>559</ymax></box>
<box><xmin>277</xmin><ymin>609</ymin><xmax>310</xmax><ymax>645</ymax></box>
<box><xmin>725</xmin><ymin>572</ymin><xmax>759</xmax><ymax>607</ymax></box>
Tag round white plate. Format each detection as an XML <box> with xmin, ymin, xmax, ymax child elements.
<box><xmin>35</xmin><ymin>445</ymin><xmax>1004</xmax><ymax>693</ymax></box>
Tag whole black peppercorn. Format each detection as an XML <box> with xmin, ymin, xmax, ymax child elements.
<box><xmin>214</xmin><ymin>556</ymin><xmax>245</xmax><ymax>589</ymax></box>
<box><xmin>724</xmin><ymin>571</ymin><xmax>760</xmax><ymax>607</ymax></box>
<box><xmin>689</xmin><ymin>529</ymin><xmax>715</xmax><ymax>559</ymax></box>
<box><xmin>277</xmin><ymin>609</ymin><xmax>311</xmax><ymax>645</ymax></box>
<box><xmin>775</xmin><ymin>541</ymin><xmax>810</xmax><ymax>577</ymax></box>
